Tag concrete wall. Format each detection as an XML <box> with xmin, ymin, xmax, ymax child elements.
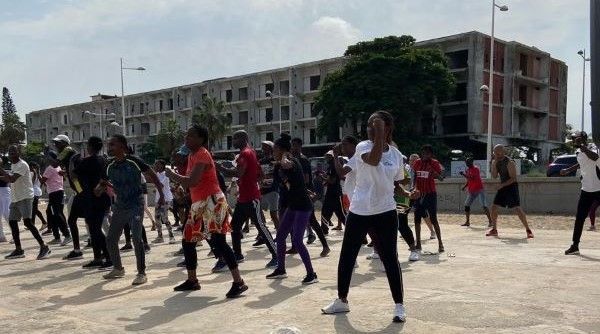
<box><xmin>436</xmin><ymin>177</ymin><xmax>581</xmax><ymax>214</ymax></box>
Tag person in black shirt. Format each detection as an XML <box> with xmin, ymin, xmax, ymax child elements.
<box><xmin>266</xmin><ymin>134</ymin><xmax>318</xmax><ymax>284</ymax></box>
<box><xmin>66</xmin><ymin>137</ymin><xmax>112</xmax><ymax>267</ymax></box>
<box><xmin>291</xmin><ymin>138</ymin><xmax>330</xmax><ymax>257</ymax></box>
<box><xmin>322</xmin><ymin>151</ymin><xmax>345</xmax><ymax>231</ymax></box>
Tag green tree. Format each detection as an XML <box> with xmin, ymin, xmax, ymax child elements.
<box><xmin>156</xmin><ymin>118</ymin><xmax>185</xmax><ymax>160</ymax></box>
<box><xmin>314</xmin><ymin>35</ymin><xmax>455</xmax><ymax>147</ymax></box>
<box><xmin>0</xmin><ymin>87</ymin><xmax>26</xmax><ymax>153</ymax></box>
<box><xmin>139</xmin><ymin>136</ymin><xmax>160</xmax><ymax>164</ymax></box>
<box><xmin>192</xmin><ymin>97</ymin><xmax>231</xmax><ymax>149</ymax></box>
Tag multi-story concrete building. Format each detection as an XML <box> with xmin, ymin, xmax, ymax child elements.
<box><xmin>27</xmin><ymin>31</ymin><xmax>567</xmax><ymax>161</ymax></box>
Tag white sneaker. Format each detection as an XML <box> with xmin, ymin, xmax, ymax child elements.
<box><xmin>321</xmin><ymin>298</ymin><xmax>350</xmax><ymax>314</ymax></box>
<box><xmin>132</xmin><ymin>273</ymin><xmax>147</xmax><ymax>285</ymax></box>
<box><xmin>393</xmin><ymin>303</ymin><xmax>406</xmax><ymax>323</ymax></box>
<box><xmin>409</xmin><ymin>250</ymin><xmax>420</xmax><ymax>262</ymax></box>
<box><xmin>60</xmin><ymin>236</ymin><xmax>72</xmax><ymax>247</ymax></box>
<box><xmin>366</xmin><ymin>251</ymin><xmax>380</xmax><ymax>260</ymax></box>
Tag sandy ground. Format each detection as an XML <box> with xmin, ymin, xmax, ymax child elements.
<box><xmin>0</xmin><ymin>210</ymin><xmax>599</xmax><ymax>334</ymax></box>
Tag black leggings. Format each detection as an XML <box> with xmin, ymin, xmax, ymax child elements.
<box><xmin>31</xmin><ymin>196</ymin><xmax>47</xmax><ymax>226</ymax></box>
<box><xmin>573</xmin><ymin>190</ymin><xmax>600</xmax><ymax>245</ymax></box>
<box><xmin>9</xmin><ymin>218</ymin><xmax>44</xmax><ymax>250</ymax></box>
<box><xmin>67</xmin><ymin>194</ymin><xmax>86</xmax><ymax>250</ymax></box>
<box><xmin>309</xmin><ymin>211</ymin><xmax>329</xmax><ymax>248</ymax></box>
<box><xmin>87</xmin><ymin>210</ymin><xmax>110</xmax><ymax>261</ymax></box>
<box><xmin>321</xmin><ymin>195</ymin><xmax>345</xmax><ymax>227</ymax></box>
<box><xmin>414</xmin><ymin>193</ymin><xmax>443</xmax><ymax>248</ymax></box>
<box><xmin>338</xmin><ymin>210</ymin><xmax>404</xmax><ymax>304</ymax></box>
<box><xmin>183</xmin><ymin>233</ymin><xmax>237</xmax><ymax>271</ymax></box>
<box><xmin>47</xmin><ymin>191</ymin><xmax>70</xmax><ymax>240</ymax></box>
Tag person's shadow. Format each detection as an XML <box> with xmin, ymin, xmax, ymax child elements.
<box><xmin>333</xmin><ymin>313</ymin><xmax>403</xmax><ymax>333</ymax></box>
<box><xmin>118</xmin><ymin>293</ymin><xmax>228</xmax><ymax>331</ymax></box>
<box><xmin>578</xmin><ymin>254</ymin><xmax>600</xmax><ymax>262</ymax></box>
<box><xmin>244</xmin><ymin>279</ymin><xmax>304</xmax><ymax>309</ymax></box>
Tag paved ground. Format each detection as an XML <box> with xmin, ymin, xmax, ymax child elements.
<box><xmin>0</xmin><ymin>212</ymin><xmax>599</xmax><ymax>334</ymax></box>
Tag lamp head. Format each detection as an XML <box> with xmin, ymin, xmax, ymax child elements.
<box><xmin>480</xmin><ymin>85</ymin><xmax>489</xmax><ymax>92</ymax></box>
<box><xmin>578</xmin><ymin>50</ymin><xmax>584</xmax><ymax>56</ymax></box>
<box><xmin>136</xmin><ymin>67</ymin><xmax>146</xmax><ymax>71</ymax></box>
<box><xmin>499</xmin><ymin>5</ymin><xmax>508</xmax><ymax>11</ymax></box>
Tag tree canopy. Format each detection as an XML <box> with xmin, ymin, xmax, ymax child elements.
<box><xmin>192</xmin><ymin>97</ymin><xmax>231</xmax><ymax>149</ymax></box>
<box><xmin>0</xmin><ymin>87</ymin><xmax>26</xmax><ymax>153</ymax></box>
<box><xmin>314</xmin><ymin>35</ymin><xmax>455</xmax><ymax>146</ymax></box>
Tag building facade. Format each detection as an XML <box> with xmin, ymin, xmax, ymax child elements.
<box><xmin>27</xmin><ymin>31</ymin><xmax>567</xmax><ymax>160</ymax></box>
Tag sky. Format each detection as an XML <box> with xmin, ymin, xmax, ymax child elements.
<box><xmin>0</xmin><ymin>0</ymin><xmax>591</xmax><ymax>131</ymax></box>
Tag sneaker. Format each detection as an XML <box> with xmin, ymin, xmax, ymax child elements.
<box><xmin>393</xmin><ymin>303</ymin><xmax>407</xmax><ymax>323</ymax></box>
<box><xmin>252</xmin><ymin>239</ymin><xmax>265</xmax><ymax>247</ymax></box>
<box><xmin>99</xmin><ymin>260</ymin><xmax>113</xmax><ymax>270</ymax></box>
<box><xmin>152</xmin><ymin>237</ymin><xmax>164</xmax><ymax>244</ymax></box>
<box><xmin>438</xmin><ymin>246</ymin><xmax>445</xmax><ymax>254</ymax></box>
<box><xmin>285</xmin><ymin>248</ymin><xmax>298</xmax><ymax>255</ymax></box>
<box><xmin>63</xmin><ymin>250</ymin><xmax>83</xmax><ymax>260</ymax></box>
<box><xmin>526</xmin><ymin>229</ymin><xmax>534</xmax><ymax>239</ymax></box>
<box><xmin>103</xmin><ymin>268</ymin><xmax>125</xmax><ymax>279</ymax></box>
<box><xmin>565</xmin><ymin>244</ymin><xmax>580</xmax><ymax>255</ymax></box>
<box><xmin>366</xmin><ymin>251</ymin><xmax>380</xmax><ymax>260</ymax></box>
<box><xmin>132</xmin><ymin>273</ymin><xmax>147</xmax><ymax>285</ymax></box>
<box><xmin>486</xmin><ymin>228</ymin><xmax>498</xmax><ymax>237</ymax></box>
<box><xmin>409</xmin><ymin>250</ymin><xmax>420</xmax><ymax>262</ymax></box>
<box><xmin>235</xmin><ymin>254</ymin><xmax>245</xmax><ymax>263</ymax></box>
<box><xmin>461</xmin><ymin>222</ymin><xmax>470</xmax><ymax>227</ymax></box>
<box><xmin>174</xmin><ymin>248</ymin><xmax>184</xmax><ymax>256</ymax></box>
<box><xmin>177</xmin><ymin>260</ymin><xmax>187</xmax><ymax>268</ymax></box>
<box><xmin>307</xmin><ymin>234</ymin><xmax>316</xmax><ymax>245</ymax></box>
<box><xmin>320</xmin><ymin>247</ymin><xmax>331</xmax><ymax>257</ymax></box>
<box><xmin>588</xmin><ymin>225</ymin><xmax>597</xmax><ymax>231</ymax></box>
<box><xmin>302</xmin><ymin>272</ymin><xmax>318</xmax><ymax>285</ymax></box>
<box><xmin>211</xmin><ymin>259</ymin><xmax>227</xmax><ymax>273</ymax></box>
<box><xmin>225</xmin><ymin>281</ymin><xmax>248</xmax><ymax>298</ymax></box>
<box><xmin>266</xmin><ymin>268</ymin><xmax>287</xmax><ymax>279</ymax></box>
<box><xmin>321</xmin><ymin>298</ymin><xmax>350</xmax><ymax>314</ymax></box>
<box><xmin>60</xmin><ymin>236</ymin><xmax>73</xmax><ymax>246</ymax></box>
<box><xmin>47</xmin><ymin>238</ymin><xmax>61</xmax><ymax>245</ymax></box>
<box><xmin>429</xmin><ymin>232</ymin><xmax>437</xmax><ymax>240</ymax></box>
<box><xmin>120</xmin><ymin>244</ymin><xmax>133</xmax><ymax>252</ymax></box>
<box><xmin>169</xmin><ymin>237</ymin><xmax>177</xmax><ymax>244</ymax></box>
<box><xmin>5</xmin><ymin>249</ymin><xmax>25</xmax><ymax>259</ymax></box>
<box><xmin>84</xmin><ymin>239</ymin><xmax>93</xmax><ymax>249</ymax></box>
<box><xmin>37</xmin><ymin>245</ymin><xmax>51</xmax><ymax>260</ymax></box>
<box><xmin>42</xmin><ymin>229</ymin><xmax>53</xmax><ymax>236</ymax></box>
<box><xmin>82</xmin><ymin>259</ymin><xmax>103</xmax><ymax>269</ymax></box>
<box><xmin>265</xmin><ymin>258</ymin><xmax>278</xmax><ymax>269</ymax></box>
<box><xmin>174</xmin><ymin>279</ymin><xmax>200</xmax><ymax>291</ymax></box>
<box><xmin>144</xmin><ymin>244</ymin><xmax>151</xmax><ymax>253</ymax></box>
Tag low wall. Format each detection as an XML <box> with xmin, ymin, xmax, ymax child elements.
<box><xmin>435</xmin><ymin>177</ymin><xmax>581</xmax><ymax>214</ymax></box>
<box><xmin>143</xmin><ymin>177</ymin><xmax>582</xmax><ymax>214</ymax></box>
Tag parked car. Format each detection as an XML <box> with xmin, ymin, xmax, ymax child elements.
<box><xmin>547</xmin><ymin>154</ymin><xmax>577</xmax><ymax>177</ymax></box>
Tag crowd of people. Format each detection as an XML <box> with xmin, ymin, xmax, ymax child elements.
<box><xmin>0</xmin><ymin>110</ymin><xmax>595</xmax><ymax>324</ymax></box>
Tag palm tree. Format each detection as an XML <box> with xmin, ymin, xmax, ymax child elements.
<box><xmin>192</xmin><ymin>97</ymin><xmax>232</xmax><ymax>149</ymax></box>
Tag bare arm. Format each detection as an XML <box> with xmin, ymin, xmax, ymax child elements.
<box><xmin>143</xmin><ymin>168</ymin><xmax>165</xmax><ymax>205</ymax></box>
<box><xmin>362</xmin><ymin>118</ymin><xmax>386</xmax><ymax>166</ymax></box>
<box><xmin>218</xmin><ymin>160</ymin><xmax>247</xmax><ymax>178</ymax></box>
<box><xmin>0</xmin><ymin>169</ymin><xmax>21</xmax><ymax>183</ymax></box>
<box><xmin>581</xmin><ymin>145</ymin><xmax>599</xmax><ymax>161</ymax></box>
<box><xmin>491</xmin><ymin>159</ymin><xmax>498</xmax><ymax>179</ymax></box>
<box><xmin>166</xmin><ymin>163</ymin><xmax>207</xmax><ymax>189</ymax></box>
<box><xmin>560</xmin><ymin>163</ymin><xmax>580</xmax><ymax>176</ymax></box>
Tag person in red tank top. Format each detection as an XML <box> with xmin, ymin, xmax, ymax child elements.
<box><xmin>459</xmin><ymin>158</ymin><xmax>492</xmax><ymax>227</ymax></box>
<box><xmin>216</xmin><ymin>130</ymin><xmax>278</xmax><ymax>270</ymax></box>
<box><xmin>411</xmin><ymin>145</ymin><xmax>445</xmax><ymax>253</ymax></box>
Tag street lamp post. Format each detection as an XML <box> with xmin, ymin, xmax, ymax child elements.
<box><xmin>578</xmin><ymin>49</ymin><xmax>591</xmax><ymax>131</ymax></box>
<box><xmin>120</xmin><ymin>57</ymin><xmax>146</xmax><ymax>137</ymax></box>
<box><xmin>84</xmin><ymin>111</ymin><xmax>116</xmax><ymax>152</ymax></box>
<box><xmin>485</xmin><ymin>0</ymin><xmax>509</xmax><ymax>178</ymax></box>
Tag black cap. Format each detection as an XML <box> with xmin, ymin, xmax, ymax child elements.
<box><xmin>570</xmin><ymin>130</ymin><xmax>588</xmax><ymax>139</ymax></box>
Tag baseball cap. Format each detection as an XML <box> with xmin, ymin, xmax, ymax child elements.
<box><xmin>176</xmin><ymin>145</ymin><xmax>191</xmax><ymax>156</ymax></box>
<box><xmin>261</xmin><ymin>140</ymin><xmax>274</xmax><ymax>148</ymax></box>
<box><xmin>52</xmin><ymin>134</ymin><xmax>71</xmax><ymax>145</ymax></box>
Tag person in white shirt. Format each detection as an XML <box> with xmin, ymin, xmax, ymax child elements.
<box><xmin>0</xmin><ymin>145</ymin><xmax>51</xmax><ymax>259</ymax></box>
<box><xmin>321</xmin><ymin>111</ymin><xmax>419</xmax><ymax>323</ymax></box>
<box><xmin>0</xmin><ymin>156</ymin><xmax>10</xmax><ymax>242</ymax></box>
<box><xmin>561</xmin><ymin>131</ymin><xmax>600</xmax><ymax>255</ymax></box>
<box><xmin>152</xmin><ymin>159</ymin><xmax>176</xmax><ymax>244</ymax></box>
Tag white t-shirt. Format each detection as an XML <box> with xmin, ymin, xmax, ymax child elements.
<box><xmin>10</xmin><ymin>160</ymin><xmax>34</xmax><ymax>203</ymax></box>
<box><xmin>349</xmin><ymin>140</ymin><xmax>405</xmax><ymax>215</ymax></box>
<box><xmin>156</xmin><ymin>171</ymin><xmax>174</xmax><ymax>203</ymax></box>
<box><xmin>32</xmin><ymin>171</ymin><xmax>42</xmax><ymax>197</ymax></box>
<box><xmin>343</xmin><ymin>155</ymin><xmax>357</xmax><ymax>198</ymax></box>
<box><xmin>577</xmin><ymin>146</ymin><xmax>600</xmax><ymax>192</ymax></box>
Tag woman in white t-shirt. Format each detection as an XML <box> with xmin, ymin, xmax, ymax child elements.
<box><xmin>321</xmin><ymin>111</ymin><xmax>418</xmax><ymax>323</ymax></box>
<box><xmin>152</xmin><ymin>159</ymin><xmax>176</xmax><ymax>244</ymax></box>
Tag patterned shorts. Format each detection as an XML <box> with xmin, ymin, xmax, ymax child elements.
<box><xmin>183</xmin><ymin>193</ymin><xmax>230</xmax><ymax>242</ymax></box>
